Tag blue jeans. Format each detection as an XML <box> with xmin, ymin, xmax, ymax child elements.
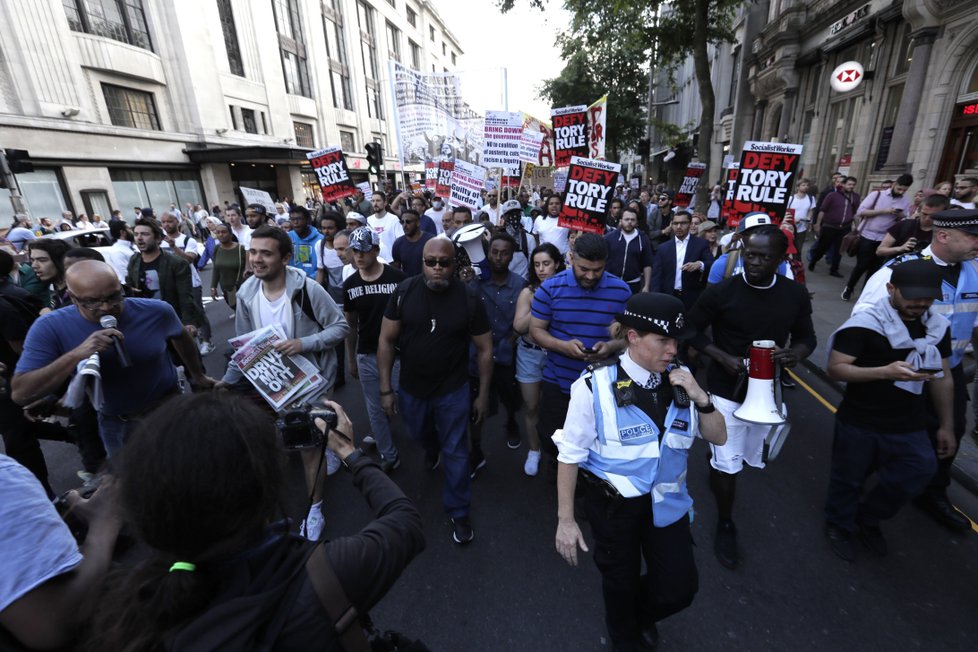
<box><xmin>824</xmin><ymin>419</ymin><xmax>936</xmax><ymax>532</ymax></box>
<box><xmin>98</xmin><ymin>412</ymin><xmax>135</xmax><ymax>458</ymax></box>
<box><xmin>399</xmin><ymin>384</ymin><xmax>471</xmax><ymax>518</ymax></box>
<box><xmin>357</xmin><ymin>353</ymin><xmax>400</xmax><ymax>460</ymax></box>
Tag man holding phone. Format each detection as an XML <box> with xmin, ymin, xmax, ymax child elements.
<box><xmin>824</xmin><ymin>260</ymin><xmax>953</xmax><ymax>560</ymax></box>
<box><xmin>841</xmin><ymin>174</ymin><xmax>913</xmax><ymax>301</ymax></box>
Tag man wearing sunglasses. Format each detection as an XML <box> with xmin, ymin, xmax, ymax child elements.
<box><xmin>378</xmin><ymin>237</ymin><xmax>493</xmax><ymax>545</ymax></box>
<box><xmin>12</xmin><ymin>260</ymin><xmax>215</xmax><ymax>457</ymax></box>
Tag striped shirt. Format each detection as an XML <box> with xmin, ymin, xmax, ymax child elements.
<box><xmin>531</xmin><ymin>268</ymin><xmax>631</xmax><ymax>392</ymax></box>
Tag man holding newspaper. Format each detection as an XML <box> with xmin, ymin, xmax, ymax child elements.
<box><xmin>218</xmin><ymin>225</ymin><xmax>349</xmax><ymax>540</ymax></box>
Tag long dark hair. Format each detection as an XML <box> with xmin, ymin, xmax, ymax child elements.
<box><xmin>87</xmin><ymin>393</ymin><xmax>284</xmax><ymax>652</ymax></box>
<box><xmin>527</xmin><ymin>242</ymin><xmax>565</xmax><ymax>288</ymax></box>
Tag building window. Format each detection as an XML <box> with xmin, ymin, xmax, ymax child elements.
<box><xmin>62</xmin><ymin>0</ymin><xmax>153</xmax><ymax>51</ymax></box>
<box><xmin>323</xmin><ymin>0</ymin><xmax>354</xmax><ymax>111</ymax></box>
<box><xmin>410</xmin><ymin>40</ymin><xmax>421</xmax><ymax>70</ymax></box>
<box><xmin>406</xmin><ymin>5</ymin><xmax>416</xmax><ymax>27</ymax></box>
<box><xmin>294</xmin><ymin>122</ymin><xmax>315</xmax><ymax>147</ymax></box>
<box><xmin>229</xmin><ymin>105</ymin><xmax>237</xmax><ymax>130</ymax></box>
<box><xmin>241</xmin><ymin>108</ymin><xmax>258</xmax><ymax>134</ymax></box>
<box><xmin>386</xmin><ymin>22</ymin><xmax>401</xmax><ymax>63</ymax></box>
<box><xmin>892</xmin><ymin>24</ymin><xmax>914</xmax><ymax>77</ymax></box>
<box><xmin>217</xmin><ymin>0</ymin><xmax>244</xmax><ymax>76</ymax></box>
<box><xmin>102</xmin><ymin>83</ymin><xmax>161</xmax><ymax>130</ymax></box>
<box><xmin>429</xmin><ymin>25</ymin><xmax>434</xmax><ymax>42</ymax></box>
<box><xmin>340</xmin><ymin>130</ymin><xmax>355</xmax><ymax>152</ymax></box>
<box><xmin>451</xmin><ymin>51</ymin><xmax>456</xmax><ymax>66</ymax></box>
<box><xmin>385</xmin><ymin>0</ymin><xmax>395</xmax><ymax>6</ymax></box>
<box><xmin>357</xmin><ymin>1</ymin><xmax>383</xmax><ymax>119</ymax></box>
<box><xmin>110</xmin><ymin>169</ymin><xmax>203</xmax><ymax>213</ymax></box>
<box><xmin>441</xmin><ymin>41</ymin><xmax>446</xmax><ymax>56</ymax></box>
<box><xmin>272</xmin><ymin>0</ymin><xmax>312</xmax><ymax>97</ymax></box>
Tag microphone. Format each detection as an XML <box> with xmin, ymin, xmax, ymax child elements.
<box><xmin>99</xmin><ymin>315</ymin><xmax>132</xmax><ymax>368</ymax></box>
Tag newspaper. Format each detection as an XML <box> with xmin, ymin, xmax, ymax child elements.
<box><xmin>229</xmin><ymin>324</ymin><xmax>325</xmax><ymax>411</ymax></box>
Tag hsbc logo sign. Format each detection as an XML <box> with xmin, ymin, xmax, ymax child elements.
<box><xmin>830</xmin><ymin>61</ymin><xmax>865</xmax><ymax>93</ymax></box>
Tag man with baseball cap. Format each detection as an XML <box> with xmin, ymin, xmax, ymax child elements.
<box><xmin>708</xmin><ymin>213</ymin><xmax>795</xmax><ymax>284</ymax></box>
<box><xmin>852</xmin><ymin>209</ymin><xmax>978</xmax><ymax>532</ymax></box>
<box><xmin>824</xmin><ymin>260</ymin><xmax>953</xmax><ymax>560</ymax></box>
<box><xmin>498</xmin><ymin>199</ymin><xmax>537</xmax><ymax>279</ymax></box>
<box><xmin>553</xmin><ymin>292</ymin><xmax>726</xmax><ymax>651</ymax></box>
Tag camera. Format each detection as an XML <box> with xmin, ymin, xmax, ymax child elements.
<box><xmin>276</xmin><ymin>405</ymin><xmax>338</xmax><ymax>450</ymax></box>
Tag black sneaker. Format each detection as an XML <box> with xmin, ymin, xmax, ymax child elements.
<box><xmin>451</xmin><ymin>516</ymin><xmax>474</xmax><ymax>544</ymax></box>
<box><xmin>714</xmin><ymin>519</ymin><xmax>738</xmax><ymax>569</ymax></box>
<box><xmin>825</xmin><ymin>523</ymin><xmax>856</xmax><ymax>561</ymax></box>
<box><xmin>470</xmin><ymin>450</ymin><xmax>487</xmax><ymax>479</ymax></box>
<box><xmin>380</xmin><ymin>456</ymin><xmax>400</xmax><ymax>474</ymax></box>
<box><xmin>639</xmin><ymin>623</ymin><xmax>659</xmax><ymax>650</ymax></box>
<box><xmin>857</xmin><ymin>523</ymin><xmax>888</xmax><ymax>557</ymax></box>
<box><xmin>807</xmin><ymin>260</ymin><xmax>816</xmax><ymax>272</ymax></box>
<box><xmin>914</xmin><ymin>495</ymin><xmax>971</xmax><ymax>532</ymax></box>
<box><xmin>829</xmin><ymin>270</ymin><xmax>844</xmax><ymax>278</ymax></box>
<box><xmin>425</xmin><ymin>450</ymin><xmax>441</xmax><ymax>471</ymax></box>
<box><xmin>506</xmin><ymin>423</ymin><xmax>521</xmax><ymax>450</ymax></box>
<box><xmin>841</xmin><ymin>286</ymin><xmax>853</xmax><ymax>301</ymax></box>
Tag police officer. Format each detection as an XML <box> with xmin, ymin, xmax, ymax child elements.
<box><xmin>553</xmin><ymin>293</ymin><xmax>726</xmax><ymax>652</ymax></box>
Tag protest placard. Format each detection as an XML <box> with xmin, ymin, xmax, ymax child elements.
<box><xmin>519</xmin><ymin>129</ymin><xmax>546</xmax><ymax>163</ymax></box>
<box><xmin>723</xmin><ymin>141</ymin><xmax>803</xmax><ymax>228</ymax></box>
<box><xmin>587</xmin><ymin>95</ymin><xmax>607</xmax><ymax>160</ymax></box>
<box><xmin>553</xmin><ymin>169</ymin><xmax>568</xmax><ymax>193</ymax></box>
<box><xmin>449</xmin><ymin>159</ymin><xmax>487</xmax><ymax>210</ymax></box>
<box><xmin>558</xmin><ymin>156</ymin><xmax>621</xmax><ymax>235</ymax></box>
<box><xmin>230</xmin><ymin>324</ymin><xmax>325</xmax><ymax>411</ymax></box>
<box><xmin>306</xmin><ymin>147</ymin><xmax>357</xmax><ymax>203</ymax></box>
<box><xmin>720</xmin><ymin>165</ymin><xmax>739</xmax><ymax>226</ymax></box>
<box><xmin>484</xmin><ymin>111</ymin><xmax>522</xmax><ymax>175</ymax></box>
<box><xmin>356</xmin><ymin>181</ymin><xmax>373</xmax><ymax>201</ymax></box>
<box><xmin>436</xmin><ymin>159</ymin><xmax>454</xmax><ymax>197</ymax></box>
<box><xmin>240</xmin><ymin>187</ymin><xmax>276</xmax><ymax>214</ymax></box>
<box><xmin>675</xmin><ymin>162</ymin><xmax>707</xmax><ymax>209</ymax></box>
<box><xmin>551</xmin><ymin>105</ymin><xmax>589</xmax><ymax>168</ymax></box>
<box><xmin>424</xmin><ymin>160</ymin><xmax>438</xmax><ymax>189</ymax></box>
<box><xmin>521</xmin><ymin>113</ymin><xmax>554</xmax><ymax>167</ymax></box>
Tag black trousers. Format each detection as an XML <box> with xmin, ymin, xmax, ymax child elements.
<box><xmin>923</xmin><ymin>363</ymin><xmax>968</xmax><ymax>498</ymax></box>
<box><xmin>581</xmin><ymin>483</ymin><xmax>698</xmax><ymax>649</ymax></box>
<box><xmin>538</xmin><ymin>381</ymin><xmax>570</xmax><ymax>458</ymax></box>
<box><xmin>845</xmin><ymin>236</ymin><xmax>884</xmax><ymax>291</ymax></box>
<box><xmin>809</xmin><ymin>226</ymin><xmax>847</xmax><ymax>273</ymax></box>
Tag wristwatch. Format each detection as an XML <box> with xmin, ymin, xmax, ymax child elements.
<box><xmin>341</xmin><ymin>448</ymin><xmax>367</xmax><ymax>469</ymax></box>
<box><xmin>695</xmin><ymin>393</ymin><xmax>716</xmax><ymax>414</ymax></box>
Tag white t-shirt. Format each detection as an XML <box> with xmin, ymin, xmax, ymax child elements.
<box><xmin>367</xmin><ymin>211</ymin><xmax>404</xmax><ymax>261</ymax></box>
<box><xmin>950</xmin><ymin>198</ymin><xmax>976</xmax><ymax>210</ymax></box>
<box><xmin>161</xmin><ymin>234</ymin><xmax>202</xmax><ymax>288</ymax></box>
<box><xmin>105</xmin><ymin>239</ymin><xmax>135</xmax><ymax>283</ymax></box>
<box><xmin>787</xmin><ymin>194</ymin><xmax>816</xmax><ymax>232</ymax></box>
<box><xmin>534</xmin><ymin>215</ymin><xmax>570</xmax><ymax>254</ymax></box>
<box><xmin>425</xmin><ymin>207</ymin><xmax>447</xmax><ymax>234</ymax></box>
<box><xmin>231</xmin><ymin>224</ymin><xmax>253</xmax><ymax>250</ymax></box>
<box><xmin>480</xmin><ymin>204</ymin><xmax>501</xmax><ymax>223</ymax></box>
<box><xmin>258</xmin><ymin>286</ymin><xmax>294</xmax><ymax>338</ymax></box>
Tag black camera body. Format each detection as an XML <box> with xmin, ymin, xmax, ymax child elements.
<box><xmin>276</xmin><ymin>406</ymin><xmax>338</xmax><ymax>450</ymax></box>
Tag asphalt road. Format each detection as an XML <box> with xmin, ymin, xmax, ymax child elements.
<box><xmin>14</xmin><ymin>269</ymin><xmax>978</xmax><ymax>651</ymax></box>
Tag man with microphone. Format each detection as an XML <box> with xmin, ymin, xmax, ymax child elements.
<box><xmin>11</xmin><ymin>261</ymin><xmax>215</xmax><ymax>456</ymax></box>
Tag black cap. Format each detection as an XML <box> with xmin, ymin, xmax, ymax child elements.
<box><xmin>932</xmin><ymin>208</ymin><xmax>978</xmax><ymax>234</ymax></box>
<box><xmin>890</xmin><ymin>259</ymin><xmax>944</xmax><ymax>300</ymax></box>
<box><xmin>615</xmin><ymin>293</ymin><xmax>692</xmax><ymax>339</ymax></box>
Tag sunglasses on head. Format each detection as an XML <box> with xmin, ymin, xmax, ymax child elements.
<box><xmin>423</xmin><ymin>257</ymin><xmax>454</xmax><ymax>268</ymax></box>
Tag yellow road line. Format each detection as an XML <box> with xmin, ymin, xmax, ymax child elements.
<box><xmin>787</xmin><ymin>366</ymin><xmax>978</xmax><ymax>533</ymax></box>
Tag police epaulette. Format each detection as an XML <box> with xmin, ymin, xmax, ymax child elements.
<box><xmin>890</xmin><ymin>252</ymin><xmax>929</xmax><ymax>266</ymax></box>
<box><xmin>585</xmin><ymin>357</ymin><xmax>619</xmax><ymax>373</ymax></box>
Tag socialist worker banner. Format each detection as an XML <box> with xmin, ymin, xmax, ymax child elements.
<box><xmin>675</xmin><ymin>162</ymin><xmax>706</xmax><ymax>209</ymax></box>
<box><xmin>558</xmin><ymin>156</ymin><xmax>621</xmax><ymax>235</ymax></box>
<box><xmin>551</xmin><ymin>105</ymin><xmax>589</xmax><ymax>168</ymax></box>
<box><xmin>306</xmin><ymin>147</ymin><xmax>357</xmax><ymax>203</ymax></box>
<box><xmin>724</xmin><ymin>141</ymin><xmax>803</xmax><ymax>229</ymax></box>
<box><xmin>436</xmin><ymin>159</ymin><xmax>454</xmax><ymax>198</ymax></box>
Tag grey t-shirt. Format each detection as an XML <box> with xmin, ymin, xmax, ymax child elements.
<box><xmin>0</xmin><ymin>455</ymin><xmax>82</xmax><ymax>613</ymax></box>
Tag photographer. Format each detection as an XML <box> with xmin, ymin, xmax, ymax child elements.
<box><xmin>0</xmin><ymin>455</ymin><xmax>121</xmax><ymax>649</ymax></box>
<box><xmin>86</xmin><ymin>393</ymin><xmax>425</xmax><ymax>651</ymax></box>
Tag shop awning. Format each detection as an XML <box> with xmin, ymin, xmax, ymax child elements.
<box><xmin>184</xmin><ymin>145</ymin><xmax>313</xmax><ymax>165</ymax></box>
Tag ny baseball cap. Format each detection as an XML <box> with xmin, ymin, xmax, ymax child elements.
<box><xmin>349</xmin><ymin>226</ymin><xmax>379</xmax><ymax>252</ymax></box>
<box><xmin>736</xmin><ymin>213</ymin><xmax>773</xmax><ymax>233</ymax></box>
<box><xmin>501</xmin><ymin>199</ymin><xmax>522</xmax><ymax>214</ymax></box>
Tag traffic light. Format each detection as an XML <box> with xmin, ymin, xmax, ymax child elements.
<box><xmin>4</xmin><ymin>149</ymin><xmax>33</xmax><ymax>174</ymax></box>
<box><xmin>365</xmin><ymin>142</ymin><xmax>383</xmax><ymax>175</ymax></box>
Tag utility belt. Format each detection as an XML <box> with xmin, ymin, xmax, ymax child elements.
<box><xmin>579</xmin><ymin>467</ymin><xmax>623</xmax><ymax>502</ymax></box>
<box><xmin>519</xmin><ymin>337</ymin><xmax>543</xmax><ymax>351</ymax></box>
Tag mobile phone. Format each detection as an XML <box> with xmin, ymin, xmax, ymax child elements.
<box><xmin>917</xmin><ymin>367</ymin><xmax>941</xmax><ymax>375</ymax></box>
<box><xmin>581</xmin><ymin>346</ymin><xmax>595</xmax><ymax>354</ymax></box>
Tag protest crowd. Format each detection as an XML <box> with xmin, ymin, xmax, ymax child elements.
<box><xmin>2</xmin><ymin>114</ymin><xmax>978</xmax><ymax>651</ymax></box>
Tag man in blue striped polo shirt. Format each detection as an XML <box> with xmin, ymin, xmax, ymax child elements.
<box><xmin>530</xmin><ymin>233</ymin><xmax>632</xmax><ymax>459</ymax></box>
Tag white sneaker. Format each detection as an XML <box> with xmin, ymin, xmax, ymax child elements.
<box><xmin>325</xmin><ymin>449</ymin><xmax>342</xmax><ymax>475</ymax></box>
<box><xmin>300</xmin><ymin>501</ymin><xmax>325</xmax><ymax>541</ymax></box>
<box><xmin>199</xmin><ymin>341</ymin><xmax>214</xmax><ymax>355</ymax></box>
<box><xmin>524</xmin><ymin>450</ymin><xmax>541</xmax><ymax>476</ymax></box>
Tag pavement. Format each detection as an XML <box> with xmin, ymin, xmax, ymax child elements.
<box><xmin>799</xmin><ymin>245</ymin><xmax>978</xmax><ymax>498</ymax></box>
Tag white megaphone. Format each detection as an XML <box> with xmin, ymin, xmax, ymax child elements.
<box><xmin>452</xmin><ymin>222</ymin><xmax>488</xmax><ymax>264</ymax></box>
<box><xmin>734</xmin><ymin>340</ymin><xmax>786</xmax><ymax>425</ymax></box>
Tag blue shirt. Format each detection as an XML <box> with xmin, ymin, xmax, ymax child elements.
<box><xmin>470</xmin><ymin>271</ymin><xmax>526</xmax><ymax>366</ymax></box>
<box><xmin>289</xmin><ymin>228</ymin><xmax>324</xmax><ymax>278</ymax></box>
<box><xmin>16</xmin><ymin>299</ymin><xmax>184</xmax><ymax>416</ymax></box>
<box><xmin>531</xmin><ymin>268</ymin><xmax>631</xmax><ymax>392</ymax></box>
<box><xmin>392</xmin><ymin>232</ymin><xmax>434</xmax><ymax>277</ymax></box>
